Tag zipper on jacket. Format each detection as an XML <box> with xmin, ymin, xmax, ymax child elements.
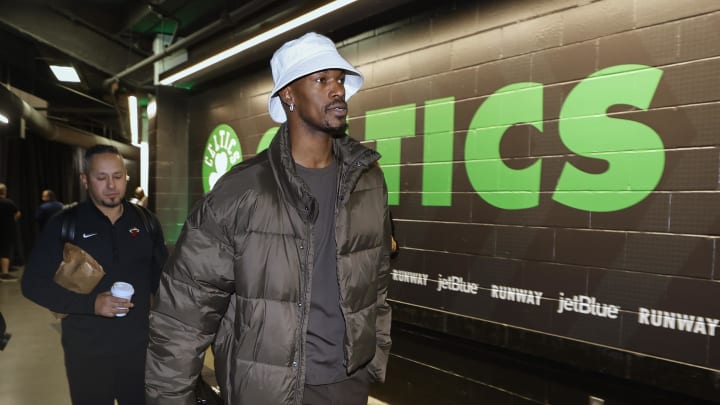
<box><xmin>295</xmin><ymin>220</ymin><xmax>312</xmax><ymax>403</ymax></box>
<box><xmin>334</xmin><ymin>154</ymin><xmax>368</xmax><ymax>374</ymax></box>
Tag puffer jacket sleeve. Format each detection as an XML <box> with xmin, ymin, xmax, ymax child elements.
<box><xmin>146</xmin><ymin>198</ymin><xmax>236</xmax><ymax>405</ymax></box>
<box><xmin>368</xmin><ymin>180</ymin><xmax>393</xmax><ymax>383</ymax></box>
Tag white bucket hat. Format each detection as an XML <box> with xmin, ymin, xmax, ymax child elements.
<box><xmin>268</xmin><ymin>32</ymin><xmax>364</xmax><ymax>123</ymax></box>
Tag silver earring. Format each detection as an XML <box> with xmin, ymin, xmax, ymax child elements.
<box><xmin>289</xmin><ymin>103</ymin><xmax>295</xmax><ymax>112</ymax></box>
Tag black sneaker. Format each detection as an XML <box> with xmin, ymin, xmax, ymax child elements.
<box><xmin>0</xmin><ymin>333</ymin><xmax>9</xmax><ymax>350</ymax></box>
<box><xmin>0</xmin><ymin>274</ymin><xmax>18</xmax><ymax>282</ymax></box>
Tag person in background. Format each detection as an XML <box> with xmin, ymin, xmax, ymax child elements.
<box><xmin>0</xmin><ymin>309</ymin><xmax>10</xmax><ymax>350</ymax></box>
<box><xmin>129</xmin><ymin>186</ymin><xmax>148</xmax><ymax>208</ymax></box>
<box><xmin>145</xmin><ymin>32</ymin><xmax>392</xmax><ymax>405</ymax></box>
<box><xmin>36</xmin><ymin>189</ymin><xmax>64</xmax><ymax>231</ymax></box>
<box><xmin>0</xmin><ymin>183</ymin><xmax>20</xmax><ymax>282</ymax></box>
<box><xmin>21</xmin><ymin>145</ymin><xmax>168</xmax><ymax>405</ymax></box>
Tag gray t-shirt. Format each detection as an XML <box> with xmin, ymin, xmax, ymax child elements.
<box><xmin>296</xmin><ymin>160</ymin><xmax>347</xmax><ymax>384</ymax></box>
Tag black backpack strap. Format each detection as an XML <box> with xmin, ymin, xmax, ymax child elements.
<box><xmin>60</xmin><ymin>204</ymin><xmax>78</xmax><ymax>242</ymax></box>
<box><xmin>129</xmin><ymin>203</ymin><xmax>156</xmax><ymax>238</ymax></box>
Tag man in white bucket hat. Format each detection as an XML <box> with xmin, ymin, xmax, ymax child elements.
<box><xmin>146</xmin><ymin>32</ymin><xmax>393</xmax><ymax>405</ymax></box>
<box><xmin>267</xmin><ymin>32</ymin><xmax>364</xmax><ymax>124</ymax></box>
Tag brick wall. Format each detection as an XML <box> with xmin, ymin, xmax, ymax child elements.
<box><xmin>180</xmin><ymin>0</ymin><xmax>720</xmax><ymax>400</ymax></box>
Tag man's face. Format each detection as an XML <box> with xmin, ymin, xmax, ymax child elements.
<box><xmin>288</xmin><ymin>69</ymin><xmax>349</xmax><ymax>135</ymax></box>
<box><xmin>81</xmin><ymin>152</ymin><xmax>127</xmax><ymax>209</ymax></box>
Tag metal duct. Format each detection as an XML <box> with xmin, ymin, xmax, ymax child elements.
<box><xmin>0</xmin><ymin>84</ymin><xmax>138</xmax><ymax>160</ymax></box>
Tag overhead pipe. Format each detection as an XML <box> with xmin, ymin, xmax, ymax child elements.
<box><xmin>0</xmin><ymin>84</ymin><xmax>139</xmax><ymax>160</ymax></box>
<box><xmin>103</xmin><ymin>0</ymin><xmax>269</xmax><ymax>88</ymax></box>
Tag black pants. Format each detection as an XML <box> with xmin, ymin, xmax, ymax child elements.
<box><xmin>64</xmin><ymin>349</ymin><xmax>146</xmax><ymax>405</ymax></box>
<box><xmin>302</xmin><ymin>369</ymin><xmax>370</xmax><ymax>405</ymax></box>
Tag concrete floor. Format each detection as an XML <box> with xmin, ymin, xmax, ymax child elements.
<box><xmin>0</xmin><ymin>268</ymin><xmax>389</xmax><ymax>405</ymax></box>
<box><xmin>0</xmin><ymin>268</ymin><xmax>71</xmax><ymax>405</ymax></box>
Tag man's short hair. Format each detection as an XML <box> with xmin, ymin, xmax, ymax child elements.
<box><xmin>83</xmin><ymin>145</ymin><xmax>121</xmax><ymax>174</ymax></box>
<box><xmin>43</xmin><ymin>189</ymin><xmax>56</xmax><ymax>200</ymax></box>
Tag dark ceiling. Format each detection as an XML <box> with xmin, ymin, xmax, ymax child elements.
<box><xmin>0</xmin><ymin>0</ymin><xmax>416</xmax><ymax>144</ymax></box>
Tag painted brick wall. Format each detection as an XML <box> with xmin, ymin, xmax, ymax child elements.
<box><xmin>181</xmin><ymin>0</ymin><xmax>720</xmax><ymax>399</ymax></box>
<box><xmin>153</xmin><ymin>86</ymin><xmax>190</xmax><ymax>243</ymax></box>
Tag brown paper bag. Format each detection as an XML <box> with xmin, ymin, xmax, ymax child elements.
<box><xmin>52</xmin><ymin>243</ymin><xmax>105</xmax><ymax>318</ymax></box>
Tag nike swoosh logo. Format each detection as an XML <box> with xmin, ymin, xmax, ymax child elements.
<box><xmin>82</xmin><ymin>233</ymin><xmax>98</xmax><ymax>239</ymax></box>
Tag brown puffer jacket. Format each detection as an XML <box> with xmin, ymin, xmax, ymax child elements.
<box><xmin>145</xmin><ymin>124</ymin><xmax>392</xmax><ymax>405</ymax></box>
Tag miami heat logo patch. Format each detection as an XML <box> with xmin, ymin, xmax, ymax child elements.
<box><xmin>129</xmin><ymin>227</ymin><xmax>140</xmax><ymax>238</ymax></box>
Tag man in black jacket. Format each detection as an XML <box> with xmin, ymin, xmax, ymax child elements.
<box><xmin>35</xmin><ymin>189</ymin><xmax>64</xmax><ymax>231</ymax></box>
<box><xmin>0</xmin><ymin>182</ymin><xmax>20</xmax><ymax>282</ymax></box>
<box><xmin>22</xmin><ymin>144</ymin><xmax>168</xmax><ymax>405</ymax></box>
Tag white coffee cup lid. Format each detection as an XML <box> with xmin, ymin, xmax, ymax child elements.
<box><xmin>111</xmin><ymin>281</ymin><xmax>134</xmax><ymax>295</ymax></box>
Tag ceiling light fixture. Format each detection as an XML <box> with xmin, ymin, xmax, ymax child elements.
<box><xmin>49</xmin><ymin>65</ymin><xmax>81</xmax><ymax>83</ymax></box>
<box><xmin>0</xmin><ymin>113</ymin><xmax>8</xmax><ymax>124</ymax></box>
<box><xmin>140</xmin><ymin>142</ymin><xmax>149</xmax><ymax>197</ymax></box>
<box><xmin>158</xmin><ymin>0</ymin><xmax>357</xmax><ymax>86</ymax></box>
<box><xmin>128</xmin><ymin>95</ymin><xmax>139</xmax><ymax>145</ymax></box>
<box><xmin>147</xmin><ymin>98</ymin><xmax>157</xmax><ymax>119</ymax></box>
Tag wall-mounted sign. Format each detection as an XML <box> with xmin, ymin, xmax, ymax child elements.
<box><xmin>191</xmin><ymin>54</ymin><xmax>719</xmax><ymax>373</ymax></box>
<box><xmin>202</xmin><ymin>124</ymin><xmax>242</xmax><ymax>193</ymax></box>
<box><xmin>366</xmin><ymin>64</ymin><xmax>665</xmax><ymax>211</ymax></box>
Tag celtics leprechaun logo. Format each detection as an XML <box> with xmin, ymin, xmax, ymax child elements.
<box><xmin>203</xmin><ymin>124</ymin><xmax>242</xmax><ymax>193</ymax></box>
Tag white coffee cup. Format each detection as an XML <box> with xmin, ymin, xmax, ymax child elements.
<box><xmin>110</xmin><ymin>281</ymin><xmax>134</xmax><ymax>317</ymax></box>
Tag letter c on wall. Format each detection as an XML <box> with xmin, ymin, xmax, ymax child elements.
<box><xmin>465</xmin><ymin>82</ymin><xmax>543</xmax><ymax>210</ymax></box>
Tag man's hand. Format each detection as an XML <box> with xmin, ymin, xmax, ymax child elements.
<box><xmin>94</xmin><ymin>291</ymin><xmax>134</xmax><ymax>318</ymax></box>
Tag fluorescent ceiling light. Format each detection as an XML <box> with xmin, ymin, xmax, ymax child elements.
<box><xmin>146</xmin><ymin>98</ymin><xmax>157</xmax><ymax>119</ymax></box>
<box><xmin>128</xmin><ymin>95</ymin><xmax>139</xmax><ymax>145</ymax></box>
<box><xmin>49</xmin><ymin>65</ymin><xmax>81</xmax><ymax>83</ymax></box>
<box><xmin>140</xmin><ymin>142</ymin><xmax>149</xmax><ymax>194</ymax></box>
<box><xmin>0</xmin><ymin>113</ymin><xmax>8</xmax><ymax>124</ymax></box>
<box><xmin>159</xmin><ymin>0</ymin><xmax>357</xmax><ymax>86</ymax></box>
